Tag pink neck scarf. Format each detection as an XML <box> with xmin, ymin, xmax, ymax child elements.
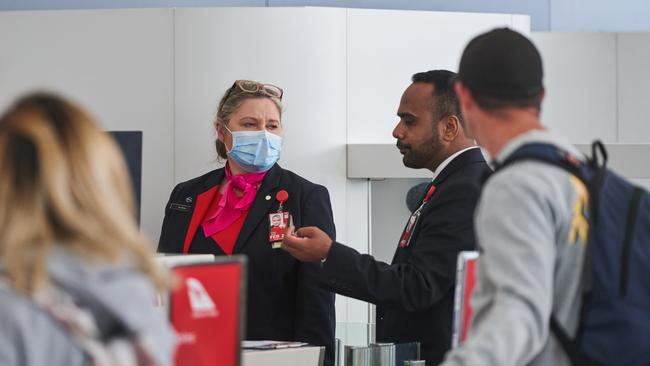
<box><xmin>202</xmin><ymin>163</ymin><xmax>267</xmax><ymax>237</ymax></box>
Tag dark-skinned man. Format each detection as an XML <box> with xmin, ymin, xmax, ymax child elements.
<box><xmin>282</xmin><ymin>70</ymin><xmax>490</xmax><ymax>365</ymax></box>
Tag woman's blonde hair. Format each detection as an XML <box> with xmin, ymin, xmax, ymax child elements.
<box><xmin>0</xmin><ymin>93</ymin><xmax>168</xmax><ymax>293</ymax></box>
<box><xmin>214</xmin><ymin>82</ymin><xmax>283</xmax><ymax>159</ymax></box>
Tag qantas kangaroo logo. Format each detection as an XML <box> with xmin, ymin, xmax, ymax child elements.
<box><xmin>186</xmin><ymin>277</ymin><xmax>219</xmax><ymax>318</ymax></box>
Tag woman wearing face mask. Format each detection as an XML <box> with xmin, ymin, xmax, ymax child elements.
<box><xmin>158</xmin><ymin>80</ymin><xmax>336</xmax><ymax>366</ymax></box>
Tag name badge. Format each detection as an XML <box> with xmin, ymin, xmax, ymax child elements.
<box><xmin>399</xmin><ymin>211</ymin><xmax>421</xmax><ymax>248</ymax></box>
<box><xmin>169</xmin><ymin>203</ymin><xmax>191</xmax><ymax>212</ymax></box>
<box><xmin>398</xmin><ymin>184</ymin><xmax>437</xmax><ymax>248</ymax></box>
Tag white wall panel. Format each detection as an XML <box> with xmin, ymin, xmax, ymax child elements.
<box><xmin>174</xmin><ymin>7</ymin><xmax>347</xmax><ymax>185</ymax></box>
<box><xmin>0</xmin><ymin>9</ymin><xmax>174</xmax><ymax>245</ymax></box>
<box><xmin>617</xmin><ymin>33</ymin><xmax>650</xmax><ymax>143</ymax></box>
<box><xmin>550</xmin><ymin>0</ymin><xmax>650</xmax><ymax>32</ymax></box>
<box><xmin>531</xmin><ymin>33</ymin><xmax>617</xmax><ymax>143</ymax></box>
<box><xmin>511</xmin><ymin>14</ymin><xmax>532</xmax><ymax>34</ymax></box>
<box><xmin>347</xmin><ymin>9</ymin><xmax>521</xmax><ymax>144</ymax></box>
<box><xmin>342</xmin><ymin>179</ymin><xmax>372</xmax><ymax>329</ymax></box>
<box><xmin>348</xmin><ymin>144</ymin><xmax>433</xmax><ymax>178</ymax></box>
<box><xmin>574</xmin><ymin>144</ymin><xmax>650</xmax><ymax>179</ymax></box>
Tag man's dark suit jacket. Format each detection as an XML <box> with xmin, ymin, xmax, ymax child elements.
<box><xmin>158</xmin><ymin>164</ymin><xmax>336</xmax><ymax>366</ymax></box>
<box><xmin>320</xmin><ymin>148</ymin><xmax>490</xmax><ymax>365</ymax></box>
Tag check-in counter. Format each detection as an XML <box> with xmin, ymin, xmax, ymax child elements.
<box><xmin>344</xmin><ymin>342</ymin><xmax>421</xmax><ymax>366</ymax></box>
<box><xmin>242</xmin><ymin>346</ymin><xmax>324</xmax><ymax>366</ymax></box>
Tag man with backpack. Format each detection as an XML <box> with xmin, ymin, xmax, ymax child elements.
<box><xmin>441</xmin><ymin>28</ymin><xmax>649</xmax><ymax>366</ymax></box>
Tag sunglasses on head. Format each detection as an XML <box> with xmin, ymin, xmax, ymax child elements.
<box><xmin>223</xmin><ymin>80</ymin><xmax>284</xmax><ymax>102</ymax></box>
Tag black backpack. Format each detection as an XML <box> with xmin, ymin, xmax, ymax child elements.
<box><xmin>495</xmin><ymin>140</ymin><xmax>650</xmax><ymax>366</ymax></box>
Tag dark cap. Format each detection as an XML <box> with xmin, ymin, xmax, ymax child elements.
<box><xmin>457</xmin><ymin>28</ymin><xmax>543</xmax><ymax>99</ymax></box>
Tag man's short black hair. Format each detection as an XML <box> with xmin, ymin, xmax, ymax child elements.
<box><xmin>411</xmin><ymin>70</ymin><xmax>464</xmax><ymax>127</ymax></box>
<box><xmin>457</xmin><ymin>28</ymin><xmax>544</xmax><ymax>111</ymax></box>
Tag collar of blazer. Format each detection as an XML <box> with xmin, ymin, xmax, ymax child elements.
<box><xmin>432</xmin><ymin>147</ymin><xmax>486</xmax><ymax>186</ymax></box>
<box><xmin>192</xmin><ymin>163</ymin><xmax>283</xmax><ymax>254</ymax></box>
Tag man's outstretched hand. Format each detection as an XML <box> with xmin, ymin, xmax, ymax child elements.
<box><xmin>281</xmin><ymin>226</ymin><xmax>333</xmax><ymax>262</ymax></box>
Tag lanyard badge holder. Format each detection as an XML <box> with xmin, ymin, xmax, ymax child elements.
<box><xmin>399</xmin><ymin>184</ymin><xmax>437</xmax><ymax>248</ymax></box>
<box><xmin>269</xmin><ymin>190</ymin><xmax>290</xmax><ymax>249</ymax></box>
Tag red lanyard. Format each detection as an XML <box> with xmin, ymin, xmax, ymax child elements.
<box><xmin>399</xmin><ymin>184</ymin><xmax>437</xmax><ymax>248</ymax></box>
<box><xmin>422</xmin><ymin>184</ymin><xmax>437</xmax><ymax>204</ymax></box>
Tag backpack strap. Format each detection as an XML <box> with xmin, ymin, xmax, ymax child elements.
<box><xmin>590</xmin><ymin>140</ymin><xmax>608</xmax><ymax>168</ymax></box>
<box><xmin>549</xmin><ymin>316</ymin><xmax>600</xmax><ymax>366</ymax></box>
<box><xmin>494</xmin><ymin>143</ymin><xmax>585</xmax><ymax>178</ymax></box>
<box><xmin>587</xmin><ymin>141</ymin><xmax>608</xmax><ymax>225</ymax></box>
<box><xmin>620</xmin><ymin>186</ymin><xmax>644</xmax><ymax>298</ymax></box>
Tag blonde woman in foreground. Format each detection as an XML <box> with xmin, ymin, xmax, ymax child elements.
<box><xmin>0</xmin><ymin>93</ymin><xmax>174</xmax><ymax>366</ymax></box>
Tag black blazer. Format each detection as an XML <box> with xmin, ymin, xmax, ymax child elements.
<box><xmin>320</xmin><ymin>148</ymin><xmax>490</xmax><ymax>365</ymax></box>
<box><xmin>158</xmin><ymin>164</ymin><xmax>336</xmax><ymax>366</ymax></box>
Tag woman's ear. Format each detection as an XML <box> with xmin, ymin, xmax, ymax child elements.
<box><xmin>215</xmin><ymin>119</ymin><xmax>225</xmax><ymax>141</ymax></box>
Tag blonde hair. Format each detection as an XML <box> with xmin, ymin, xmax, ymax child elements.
<box><xmin>214</xmin><ymin>82</ymin><xmax>283</xmax><ymax>159</ymax></box>
<box><xmin>0</xmin><ymin>93</ymin><xmax>169</xmax><ymax>293</ymax></box>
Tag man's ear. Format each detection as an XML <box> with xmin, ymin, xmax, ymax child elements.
<box><xmin>442</xmin><ymin>115</ymin><xmax>461</xmax><ymax>142</ymax></box>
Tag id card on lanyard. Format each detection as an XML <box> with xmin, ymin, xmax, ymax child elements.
<box><xmin>269</xmin><ymin>190</ymin><xmax>290</xmax><ymax>249</ymax></box>
<box><xmin>399</xmin><ymin>184</ymin><xmax>437</xmax><ymax>248</ymax></box>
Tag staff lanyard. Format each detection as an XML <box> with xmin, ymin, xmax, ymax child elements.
<box><xmin>398</xmin><ymin>184</ymin><xmax>437</xmax><ymax>248</ymax></box>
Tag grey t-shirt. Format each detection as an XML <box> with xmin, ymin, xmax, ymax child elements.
<box><xmin>0</xmin><ymin>288</ymin><xmax>86</xmax><ymax>365</ymax></box>
<box><xmin>441</xmin><ymin>130</ymin><xmax>589</xmax><ymax>366</ymax></box>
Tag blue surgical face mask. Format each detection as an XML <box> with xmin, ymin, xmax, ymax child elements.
<box><xmin>223</xmin><ymin>125</ymin><xmax>282</xmax><ymax>173</ymax></box>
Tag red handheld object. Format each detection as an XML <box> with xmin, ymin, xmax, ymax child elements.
<box><xmin>276</xmin><ymin>190</ymin><xmax>289</xmax><ymax>204</ymax></box>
